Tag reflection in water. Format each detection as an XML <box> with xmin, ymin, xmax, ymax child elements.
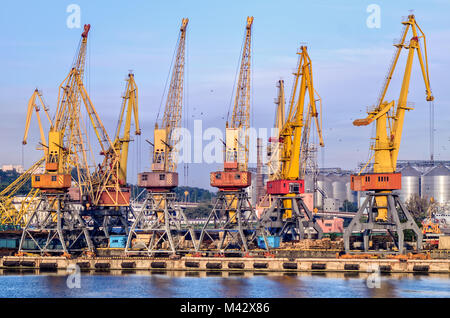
<box><xmin>0</xmin><ymin>270</ymin><xmax>448</xmax><ymax>298</ymax></box>
<box><xmin>267</xmin><ymin>275</ymin><xmax>305</xmax><ymax>298</ymax></box>
<box><xmin>147</xmin><ymin>274</ymin><xmax>175</xmax><ymax>297</ymax></box>
<box><xmin>218</xmin><ymin>275</ymin><xmax>250</xmax><ymax>298</ymax></box>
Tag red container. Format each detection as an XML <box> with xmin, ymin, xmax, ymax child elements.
<box><xmin>351</xmin><ymin>173</ymin><xmax>401</xmax><ymax>191</ymax></box>
<box><xmin>266</xmin><ymin>179</ymin><xmax>305</xmax><ymax>195</ymax></box>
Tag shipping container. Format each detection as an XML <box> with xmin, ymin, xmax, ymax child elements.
<box><xmin>109</xmin><ymin>235</ymin><xmax>127</xmax><ymax>248</ymax></box>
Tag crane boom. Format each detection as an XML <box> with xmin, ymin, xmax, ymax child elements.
<box><xmin>153</xmin><ymin>18</ymin><xmax>188</xmax><ymax>174</ymax></box>
<box><xmin>115</xmin><ymin>73</ymin><xmax>140</xmax><ymax>184</ymax></box>
<box><xmin>261</xmin><ymin>47</ymin><xmax>324</xmax><ymax>240</ymax></box>
<box><xmin>23</xmin><ymin>89</ymin><xmax>53</xmax><ymax>149</ymax></box>
<box><xmin>267</xmin><ymin>46</ymin><xmax>323</xmax><ymax>195</ymax></box>
<box><xmin>226</xmin><ymin>16</ymin><xmax>253</xmax><ymax>172</ymax></box>
<box><xmin>90</xmin><ymin>73</ymin><xmax>140</xmax><ymax>206</ymax></box>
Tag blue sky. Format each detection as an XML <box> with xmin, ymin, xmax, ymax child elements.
<box><xmin>1</xmin><ymin>0</ymin><xmax>449</xmax><ymax>189</ymax></box>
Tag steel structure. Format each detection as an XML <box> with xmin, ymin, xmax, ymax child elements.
<box><xmin>126</xmin><ymin>18</ymin><xmax>197</xmax><ymax>256</ymax></box>
<box><xmin>344</xmin><ymin>15</ymin><xmax>433</xmax><ymax>253</ymax></box>
<box><xmin>199</xmin><ymin>17</ymin><xmax>268</xmax><ymax>253</ymax></box>
<box><xmin>261</xmin><ymin>46</ymin><xmax>324</xmax><ymax>241</ymax></box>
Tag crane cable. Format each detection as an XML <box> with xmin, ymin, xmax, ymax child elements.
<box><xmin>184</xmin><ymin>29</ymin><xmax>190</xmax><ymax>186</ymax></box>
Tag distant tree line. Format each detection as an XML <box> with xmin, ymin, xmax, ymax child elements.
<box><xmin>0</xmin><ymin>170</ymin><xmax>31</xmax><ymax>195</ymax></box>
<box><xmin>174</xmin><ymin>186</ymin><xmax>216</xmax><ymax>202</ymax></box>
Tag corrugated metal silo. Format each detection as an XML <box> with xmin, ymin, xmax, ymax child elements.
<box><xmin>316</xmin><ymin>175</ymin><xmax>333</xmax><ymax>208</ymax></box>
<box><xmin>398</xmin><ymin>165</ymin><xmax>421</xmax><ymax>202</ymax></box>
<box><xmin>345</xmin><ymin>178</ymin><xmax>357</xmax><ymax>204</ymax></box>
<box><xmin>329</xmin><ymin>175</ymin><xmax>347</xmax><ymax>206</ymax></box>
<box><xmin>421</xmin><ymin>164</ymin><xmax>450</xmax><ymax>204</ymax></box>
<box><xmin>303</xmin><ymin>174</ymin><xmax>314</xmax><ymax>193</ymax></box>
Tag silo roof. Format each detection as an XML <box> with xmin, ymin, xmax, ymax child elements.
<box><xmin>400</xmin><ymin>165</ymin><xmax>421</xmax><ymax>177</ymax></box>
<box><xmin>423</xmin><ymin>164</ymin><xmax>450</xmax><ymax>177</ymax></box>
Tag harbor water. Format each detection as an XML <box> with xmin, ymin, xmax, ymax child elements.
<box><xmin>0</xmin><ymin>270</ymin><xmax>448</xmax><ymax>298</ymax></box>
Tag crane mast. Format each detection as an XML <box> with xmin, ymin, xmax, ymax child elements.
<box><xmin>267</xmin><ymin>80</ymin><xmax>286</xmax><ymax>182</ymax></box>
<box><xmin>344</xmin><ymin>15</ymin><xmax>432</xmax><ymax>254</ymax></box>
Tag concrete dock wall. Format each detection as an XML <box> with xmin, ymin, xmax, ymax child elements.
<box><xmin>2</xmin><ymin>256</ymin><xmax>449</xmax><ymax>273</ymax></box>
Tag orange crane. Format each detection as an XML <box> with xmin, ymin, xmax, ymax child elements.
<box><xmin>126</xmin><ymin>18</ymin><xmax>197</xmax><ymax>256</ymax></box>
<box><xmin>261</xmin><ymin>46</ymin><xmax>324</xmax><ymax>241</ymax></box>
<box><xmin>198</xmin><ymin>17</ymin><xmax>268</xmax><ymax>253</ymax></box>
<box><xmin>344</xmin><ymin>15</ymin><xmax>432</xmax><ymax>253</ymax></box>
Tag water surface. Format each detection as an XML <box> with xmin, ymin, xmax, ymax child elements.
<box><xmin>0</xmin><ymin>270</ymin><xmax>448</xmax><ymax>298</ymax></box>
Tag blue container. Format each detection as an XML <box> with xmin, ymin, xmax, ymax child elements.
<box><xmin>257</xmin><ymin>236</ymin><xmax>281</xmax><ymax>249</ymax></box>
<box><xmin>109</xmin><ymin>235</ymin><xmax>127</xmax><ymax>248</ymax></box>
<box><xmin>0</xmin><ymin>239</ymin><xmax>18</xmax><ymax>248</ymax></box>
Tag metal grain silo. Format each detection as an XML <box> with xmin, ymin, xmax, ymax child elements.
<box><xmin>303</xmin><ymin>174</ymin><xmax>314</xmax><ymax>193</ymax></box>
<box><xmin>316</xmin><ymin>175</ymin><xmax>333</xmax><ymax>208</ymax></box>
<box><xmin>421</xmin><ymin>164</ymin><xmax>450</xmax><ymax>205</ymax></box>
<box><xmin>345</xmin><ymin>179</ymin><xmax>357</xmax><ymax>203</ymax></box>
<box><xmin>398</xmin><ymin>165</ymin><xmax>421</xmax><ymax>202</ymax></box>
<box><xmin>329</xmin><ymin>175</ymin><xmax>347</xmax><ymax>207</ymax></box>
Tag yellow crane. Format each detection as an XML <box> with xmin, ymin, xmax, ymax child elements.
<box><xmin>199</xmin><ymin>17</ymin><xmax>268</xmax><ymax>253</ymax></box>
<box><xmin>262</xmin><ymin>46</ymin><xmax>324</xmax><ymax>240</ymax></box>
<box><xmin>84</xmin><ymin>73</ymin><xmax>140</xmax><ymax>247</ymax></box>
<box><xmin>126</xmin><ymin>18</ymin><xmax>197</xmax><ymax>256</ymax></box>
<box><xmin>344</xmin><ymin>15</ymin><xmax>433</xmax><ymax>253</ymax></box>
<box><xmin>91</xmin><ymin>73</ymin><xmax>140</xmax><ymax>207</ymax></box>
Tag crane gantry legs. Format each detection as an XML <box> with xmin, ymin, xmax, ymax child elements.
<box><xmin>197</xmin><ymin>190</ymin><xmax>268</xmax><ymax>254</ymax></box>
<box><xmin>261</xmin><ymin>195</ymin><xmax>323</xmax><ymax>241</ymax></box>
<box><xmin>18</xmin><ymin>193</ymin><xmax>94</xmax><ymax>256</ymax></box>
<box><xmin>344</xmin><ymin>192</ymin><xmax>422</xmax><ymax>254</ymax></box>
<box><xmin>125</xmin><ymin>192</ymin><xmax>197</xmax><ymax>256</ymax></box>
